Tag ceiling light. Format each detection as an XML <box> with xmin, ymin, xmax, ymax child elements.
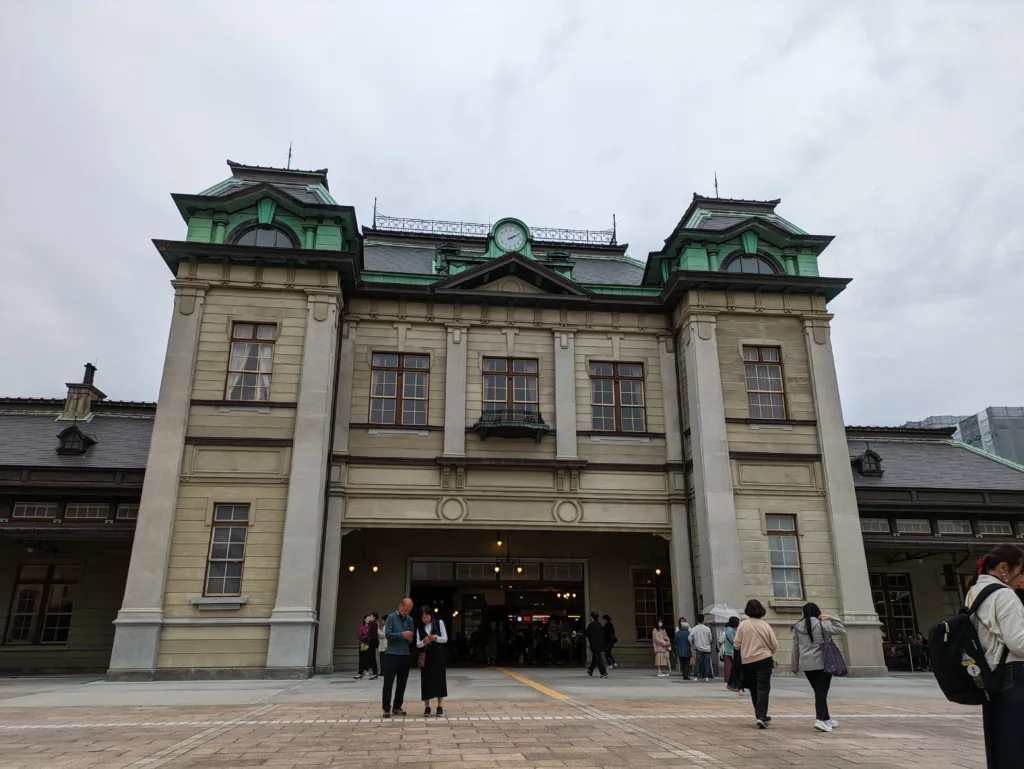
<box><xmin>347</xmin><ymin>565</ymin><xmax>355</xmax><ymax>572</ymax></box>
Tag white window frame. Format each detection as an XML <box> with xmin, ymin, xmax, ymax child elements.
<box><xmin>11</xmin><ymin>502</ymin><xmax>59</xmax><ymax>519</ymax></box>
<box><xmin>116</xmin><ymin>503</ymin><xmax>139</xmax><ymax>520</ymax></box>
<box><xmin>64</xmin><ymin>503</ymin><xmax>110</xmax><ymax>520</ymax></box>
<box><xmin>895</xmin><ymin>519</ymin><xmax>932</xmax><ymax>535</ymax></box>
<box><xmin>936</xmin><ymin>519</ymin><xmax>972</xmax><ymax>535</ymax></box>
<box><xmin>766</xmin><ymin>514</ymin><xmax>803</xmax><ymax>600</ymax></box>
<box><xmin>977</xmin><ymin>520</ymin><xmax>1013</xmax><ymax>536</ymax></box>
<box><xmin>860</xmin><ymin>518</ymin><xmax>890</xmax><ymax>533</ymax></box>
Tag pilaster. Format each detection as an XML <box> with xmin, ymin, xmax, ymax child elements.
<box><xmin>443</xmin><ymin>323</ymin><xmax>469</xmax><ymax>457</ymax></box>
<box><xmin>108</xmin><ymin>280</ymin><xmax>208</xmax><ymax>678</ymax></box>
<box><xmin>552</xmin><ymin>329</ymin><xmax>578</xmax><ymax>459</ymax></box>
<box><xmin>266</xmin><ymin>290</ymin><xmax>341</xmax><ymax>674</ymax></box>
<box><xmin>803</xmin><ymin>314</ymin><xmax>885</xmax><ymax>674</ymax></box>
<box><xmin>680</xmin><ymin>312</ymin><xmax>744</xmax><ymax>611</ymax></box>
<box><xmin>331</xmin><ymin>320</ymin><xmax>358</xmax><ymax>455</ymax></box>
<box><xmin>313</xmin><ymin>497</ymin><xmax>346</xmax><ymax>673</ymax></box>
<box><xmin>659</xmin><ymin>333</ymin><xmax>694</xmax><ymax>620</ymax></box>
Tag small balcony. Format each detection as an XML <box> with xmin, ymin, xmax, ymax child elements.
<box><xmin>472</xmin><ymin>408</ymin><xmax>550</xmax><ymax>442</ymax></box>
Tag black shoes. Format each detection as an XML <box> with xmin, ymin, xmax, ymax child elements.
<box><xmin>423</xmin><ymin>706</ymin><xmax>431</xmax><ymax>717</ymax></box>
<box><xmin>587</xmin><ymin>669</ymin><xmax>594</xmax><ymax>676</ymax></box>
<box><xmin>392</xmin><ymin>707</ymin><xmax>407</xmax><ymax>717</ymax></box>
<box><xmin>436</xmin><ymin>707</ymin><xmax>444</xmax><ymax>717</ymax></box>
<box><xmin>382</xmin><ymin>711</ymin><xmax>391</xmax><ymax>718</ymax></box>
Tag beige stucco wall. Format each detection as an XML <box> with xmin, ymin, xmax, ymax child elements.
<box><xmin>0</xmin><ymin>539</ymin><xmax>131</xmax><ymax>672</ymax></box>
<box><xmin>147</xmin><ymin>270</ymin><xmax>325</xmax><ymax>671</ymax></box>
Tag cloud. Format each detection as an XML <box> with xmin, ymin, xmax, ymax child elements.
<box><xmin>0</xmin><ymin>1</ymin><xmax>1021</xmax><ymax>425</ymax></box>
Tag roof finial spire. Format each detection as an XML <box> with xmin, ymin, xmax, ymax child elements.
<box><xmin>611</xmin><ymin>213</ymin><xmax>617</xmax><ymax>246</ymax></box>
<box><xmin>286</xmin><ymin>141</ymin><xmax>293</xmax><ymax>169</ymax></box>
<box><xmin>714</xmin><ymin>172</ymin><xmax>719</xmax><ymax>199</ymax></box>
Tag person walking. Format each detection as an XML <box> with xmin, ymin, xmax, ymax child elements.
<box><xmin>723</xmin><ymin>616</ymin><xmax>740</xmax><ymax>690</ymax></box>
<box><xmin>734</xmin><ymin>599</ymin><xmax>777</xmax><ymax>729</ymax></box>
<box><xmin>791</xmin><ymin>603</ymin><xmax>846</xmax><ymax>732</ymax></box>
<box><xmin>602</xmin><ymin>615</ymin><xmax>618</xmax><ymax>669</ymax></box>
<box><xmin>381</xmin><ymin>598</ymin><xmax>415</xmax><ymax>718</ymax></box>
<box><xmin>965</xmin><ymin>545</ymin><xmax>1024</xmax><ymax>768</ymax></box>
<box><xmin>690</xmin><ymin>614</ymin><xmax>714</xmax><ymax>681</ymax></box>
<box><xmin>585</xmin><ymin>611</ymin><xmax>609</xmax><ymax>677</ymax></box>
<box><xmin>674</xmin><ymin>617</ymin><xmax>692</xmax><ymax>679</ymax></box>
<box><xmin>415</xmin><ymin>606</ymin><xmax>448</xmax><ymax>717</ymax></box>
<box><xmin>652</xmin><ymin>620</ymin><xmax>671</xmax><ymax>677</ymax></box>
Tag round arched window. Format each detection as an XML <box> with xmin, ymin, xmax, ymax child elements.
<box><xmin>722</xmin><ymin>253</ymin><xmax>781</xmax><ymax>275</ymax></box>
<box><xmin>232</xmin><ymin>226</ymin><xmax>296</xmax><ymax>248</ymax></box>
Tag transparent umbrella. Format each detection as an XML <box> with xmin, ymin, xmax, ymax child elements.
<box><xmin>701</xmin><ymin>603</ymin><xmax>741</xmax><ymax>622</ymax></box>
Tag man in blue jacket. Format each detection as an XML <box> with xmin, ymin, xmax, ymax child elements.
<box><xmin>382</xmin><ymin>597</ymin><xmax>415</xmax><ymax>717</ymax></box>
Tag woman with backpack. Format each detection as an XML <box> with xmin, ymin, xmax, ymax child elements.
<box><xmin>354</xmin><ymin>613</ymin><xmax>379</xmax><ymax>680</ymax></box>
<box><xmin>965</xmin><ymin>545</ymin><xmax>1024</xmax><ymax>768</ymax></box>
<box><xmin>790</xmin><ymin>603</ymin><xmax>846</xmax><ymax>733</ymax></box>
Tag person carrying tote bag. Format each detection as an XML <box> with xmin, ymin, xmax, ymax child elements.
<box><xmin>791</xmin><ymin>602</ymin><xmax>847</xmax><ymax>733</ymax></box>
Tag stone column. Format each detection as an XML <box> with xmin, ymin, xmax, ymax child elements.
<box><xmin>266</xmin><ymin>290</ymin><xmax>341</xmax><ymax>674</ymax></box>
<box><xmin>443</xmin><ymin>323</ymin><xmax>469</xmax><ymax>457</ymax></box>
<box><xmin>108</xmin><ymin>280</ymin><xmax>208</xmax><ymax>678</ymax></box>
<box><xmin>212</xmin><ymin>217</ymin><xmax>228</xmax><ymax>244</ymax></box>
<box><xmin>659</xmin><ymin>333</ymin><xmax>694</xmax><ymax>621</ymax></box>
<box><xmin>803</xmin><ymin>314</ymin><xmax>886</xmax><ymax>675</ymax></box>
<box><xmin>680</xmin><ymin>312</ymin><xmax>744</xmax><ymax>611</ymax></box>
<box><xmin>552</xmin><ymin>329</ymin><xmax>578</xmax><ymax>459</ymax></box>
<box><xmin>331</xmin><ymin>320</ymin><xmax>358</xmax><ymax>455</ymax></box>
<box><xmin>313</xmin><ymin>496</ymin><xmax>346</xmax><ymax>673</ymax></box>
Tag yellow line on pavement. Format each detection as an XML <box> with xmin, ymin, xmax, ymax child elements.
<box><xmin>496</xmin><ymin>667</ymin><xmax>571</xmax><ymax>701</ymax></box>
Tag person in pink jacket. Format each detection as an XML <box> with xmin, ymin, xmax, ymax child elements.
<box><xmin>652</xmin><ymin>620</ymin><xmax>671</xmax><ymax>677</ymax></box>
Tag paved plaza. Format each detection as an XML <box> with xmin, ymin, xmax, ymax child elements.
<box><xmin>0</xmin><ymin>669</ymin><xmax>984</xmax><ymax>768</ymax></box>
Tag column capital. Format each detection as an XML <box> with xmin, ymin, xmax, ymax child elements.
<box><xmin>551</xmin><ymin>327</ymin><xmax>577</xmax><ymax>337</ymax></box>
<box><xmin>170</xmin><ymin>279</ymin><xmax>210</xmax><ymax>294</ymax></box>
<box><xmin>304</xmin><ymin>288</ymin><xmax>342</xmax><ymax>299</ymax></box>
<box><xmin>799</xmin><ymin>312</ymin><xmax>834</xmax><ymax>326</ymax></box>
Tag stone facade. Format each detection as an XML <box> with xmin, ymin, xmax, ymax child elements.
<box><xmin>105</xmin><ymin>162</ymin><xmax>886</xmax><ymax>679</ymax></box>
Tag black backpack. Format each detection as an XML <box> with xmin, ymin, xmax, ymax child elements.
<box><xmin>928</xmin><ymin>583</ymin><xmax>1009</xmax><ymax>705</ymax></box>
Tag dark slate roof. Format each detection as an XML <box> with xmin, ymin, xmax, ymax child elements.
<box><xmin>364</xmin><ymin>244</ymin><xmax>436</xmax><ymax>274</ymax></box>
<box><xmin>205</xmin><ymin>178</ymin><xmax>329</xmax><ymax>205</ymax></box>
<box><xmin>572</xmin><ymin>258</ymin><xmax>644</xmax><ymax>285</ymax></box>
<box><xmin>0</xmin><ymin>413</ymin><xmax>153</xmax><ymax>470</ymax></box>
<box><xmin>847</xmin><ymin>438</ymin><xmax>1024</xmax><ymax>492</ymax></box>
<box><xmin>362</xmin><ymin>244</ymin><xmax>645</xmax><ymax>286</ymax></box>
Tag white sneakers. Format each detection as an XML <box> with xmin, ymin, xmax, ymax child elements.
<box><xmin>827</xmin><ymin>719</ymin><xmax>839</xmax><ymax>729</ymax></box>
<box><xmin>814</xmin><ymin>720</ymin><xmax>832</xmax><ymax>732</ymax></box>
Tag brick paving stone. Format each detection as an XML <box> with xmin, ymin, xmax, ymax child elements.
<box><xmin>0</xmin><ymin>697</ymin><xmax>987</xmax><ymax>769</ymax></box>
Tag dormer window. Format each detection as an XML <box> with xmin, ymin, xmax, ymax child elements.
<box><xmin>853</xmin><ymin>449</ymin><xmax>884</xmax><ymax>477</ymax></box>
<box><xmin>231</xmin><ymin>225</ymin><xmax>296</xmax><ymax>248</ymax></box>
<box><xmin>56</xmin><ymin>426</ymin><xmax>95</xmax><ymax>456</ymax></box>
<box><xmin>722</xmin><ymin>253</ymin><xmax>782</xmax><ymax>275</ymax></box>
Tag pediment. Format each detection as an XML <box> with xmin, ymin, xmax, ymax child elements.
<box><xmin>432</xmin><ymin>253</ymin><xmax>591</xmax><ymax>296</ymax></box>
<box><xmin>476</xmin><ymin>275</ymin><xmax>545</xmax><ymax>293</ymax></box>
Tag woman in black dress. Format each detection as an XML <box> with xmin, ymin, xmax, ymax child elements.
<box><xmin>416</xmin><ymin>606</ymin><xmax>448</xmax><ymax>717</ymax></box>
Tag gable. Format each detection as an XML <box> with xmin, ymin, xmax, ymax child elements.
<box><xmin>476</xmin><ymin>275</ymin><xmax>545</xmax><ymax>294</ymax></box>
<box><xmin>432</xmin><ymin>253</ymin><xmax>591</xmax><ymax>297</ymax></box>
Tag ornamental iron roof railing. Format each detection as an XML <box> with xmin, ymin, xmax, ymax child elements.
<box><xmin>372</xmin><ymin>210</ymin><xmax>616</xmax><ymax>246</ymax></box>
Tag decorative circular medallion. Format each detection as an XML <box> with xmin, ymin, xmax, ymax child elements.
<box><xmin>438</xmin><ymin>497</ymin><xmax>467</xmax><ymax>521</ymax></box>
<box><xmin>553</xmin><ymin>500</ymin><xmax>581</xmax><ymax>523</ymax></box>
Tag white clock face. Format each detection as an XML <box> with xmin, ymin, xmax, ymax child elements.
<box><xmin>495</xmin><ymin>223</ymin><xmax>526</xmax><ymax>252</ymax></box>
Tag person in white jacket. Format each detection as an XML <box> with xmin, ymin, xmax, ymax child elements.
<box><xmin>965</xmin><ymin>545</ymin><xmax>1024</xmax><ymax>769</ymax></box>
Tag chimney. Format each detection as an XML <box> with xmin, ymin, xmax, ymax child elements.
<box><xmin>60</xmin><ymin>363</ymin><xmax>107</xmax><ymax>421</ymax></box>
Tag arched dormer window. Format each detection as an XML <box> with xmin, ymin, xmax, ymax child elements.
<box><xmin>56</xmin><ymin>425</ymin><xmax>95</xmax><ymax>456</ymax></box>
<box><xmin>231</xmin><ymin>224</ymin><xmax>297</xmax><ymax>248</ymax></box>
<box><xmin>852</xmin><ymin>449</ymin><xmax>884</xmax><ymax>477</ymax></box>
<box><xmin>721</xmin><ymin>252</ymin><xmax>782</xmax><ymax>275</ymax></box>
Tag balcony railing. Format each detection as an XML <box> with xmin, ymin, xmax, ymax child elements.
<box><xmin>472</xmin><ymin>409</ymin><xmax>550</xmax><ymax>442</ymax></box>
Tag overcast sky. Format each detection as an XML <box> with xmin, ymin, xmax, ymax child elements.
<box><xmin>1</xmin><ymin>2</ymin><xmax>1021</xmax><ymax>425</ymax></box>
